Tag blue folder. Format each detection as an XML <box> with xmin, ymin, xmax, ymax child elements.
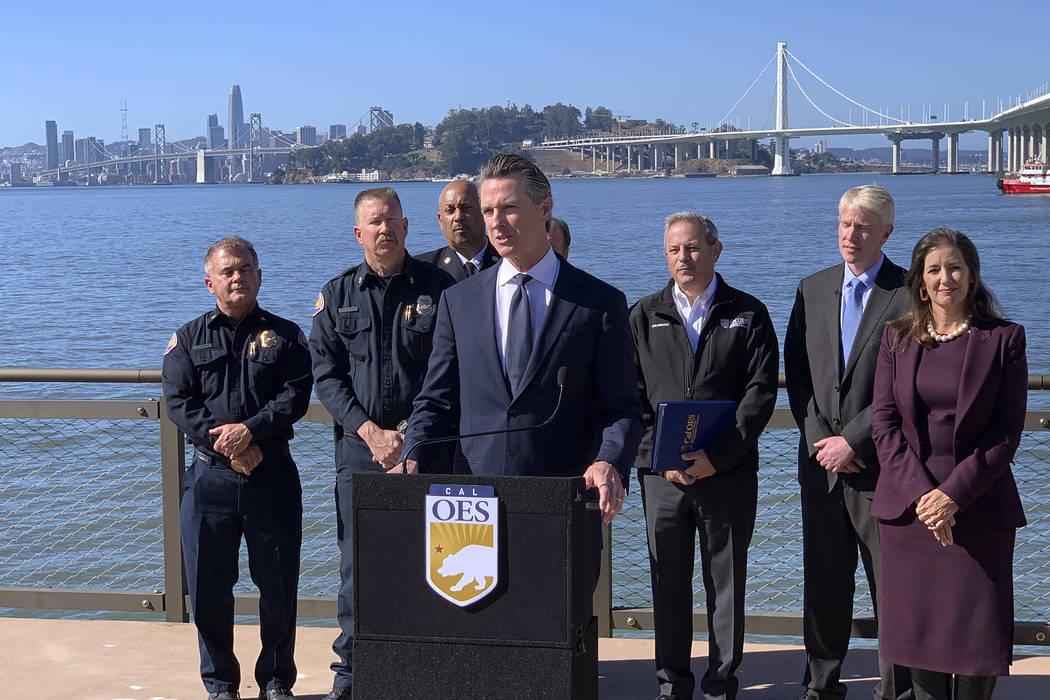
<box><xmin>650</xmin><ymin>400</ymin><xmax>739</xmax><ymax>472</ymax></box>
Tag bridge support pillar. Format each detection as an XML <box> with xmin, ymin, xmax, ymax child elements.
<box><xmin>930</xmin><ymin>135</ymin><xmax>941</xmax><ymax>174</ymax></box>
<box><xmin>653</xmin><ymin>144</ymin><xmax>659</xmax><ymax>172</ymax></box>
<box><xmin>626</xmin><ymin>145</ymin><xmax>631</xmax><ymax>173</ymax></box>
<box><xmin>674</xmin><ymin>144</ymin><xmax>679</xmax><ymax>170</ymax></box>
<box><xmin>638</xmin><ymin>148</ymin><xmax>643</xmax><ymax>172</ymax></box>
<box><xmin>1021</xmin><ymin>126</ymin><xmax>1031</xmax><ymax>165</ymax></box>
<box><xmin>947</xmin><ymin>133</ymin><xmax>959</xmax><ymax>173</ymax></box>
<box><xmin>988</xmin><ymin>131</ymin><xmax>1002</xmax><ymax>173</ymax></box>
<box><xmin>1043</xmin><ymin>122</ymin><xmax>1049</xmax><ymax>162</ymax></box>
<box><xmin>1007</xmin><ymin>128</ymin><xmax>1016</xmax><ymax>171</ymax></box>
<box><xmin>889</xmin><ymin>135</ymin><xmax>902</xmax><ymax>174</ymax></box>
<box><xmin>708</xmin><ymin>141</ymin><xmax>716</xmax><ymax>159</ymax></box>
<box><xmin>771</xmin><ymin>135</ymin><xmax>793</xmax><ymax>176</ymax></box>
<box><xmin>592</xmin><ymin>147</ymin><xmax>596</xmax><ymax>172</ymax></box>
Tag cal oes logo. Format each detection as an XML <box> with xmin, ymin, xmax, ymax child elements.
<box><xmin>425</xmin><ymin>484</ymin><xmax>498</xmax><ymax>607</ymax></box>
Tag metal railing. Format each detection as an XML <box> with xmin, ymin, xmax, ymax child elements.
<box><xmin>1</xmin><ymin>368</ymin><xmax>1048</xmax><ymax>647</ymax></box>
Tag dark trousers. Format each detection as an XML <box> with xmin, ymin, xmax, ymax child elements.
<box><xmin>640</xmin><ymin>467</ymin><xmax>758</xmax><ymax>700</ymax></box>
<box><xmin>180</xmin><ymin>456</ymin><xmax>302</xmax><ymax>694</ymax></box>
<box><xmin>800</xmin><ymin>472</ymin><xmax>910</xmax><ymax>700</ymax></box>
<box><xmin>910</xmin><ymin>669</ymin><xmax>996</xmax><ymax>700</ymax></box>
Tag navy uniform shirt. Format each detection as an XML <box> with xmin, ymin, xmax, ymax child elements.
<box><xmin>162</xmin><ymin>305</ymin><xmax>313</xmax><ymax>460</ymax></box>
<box><xmin>310</xmin><ymin>255</ymin><xmax>453</xmax><ymax>443</ymax></box>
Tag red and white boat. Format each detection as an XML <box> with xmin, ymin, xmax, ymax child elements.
<box><xmin>998</xmin><ymin>160</ymin><xmax>1050</xmax><ymax>194</ymax></box>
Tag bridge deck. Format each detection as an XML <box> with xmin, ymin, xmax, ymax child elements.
<box><xmin>3</xmin><ymin>617</ymin><xmax>1048</xmax><ymax>699</ymax></box>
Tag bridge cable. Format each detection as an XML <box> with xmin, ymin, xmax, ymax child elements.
<box><xmin>786</xmin><ymin>61</ymin><xmax>851</xmax><ymax>127</ymax></box>
<box><xmin>784</xmin><ymin>49</ymin><xmax>906</xmax><ymax>125</ymax></box>
<box><xmin>715</xmin><ymin>51</ymin><xmax>777</xmax><ymax>129</ymax></box>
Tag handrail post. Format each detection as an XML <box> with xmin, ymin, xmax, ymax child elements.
<box><xmin>159</xmin><ymin>398</ymin><xmax>188</xmax><ymax>622</ymax></box>
<box><xmin>593</xmin><ymin>522</ymin><xmax>613</xmax><ymax>637</ymax></box>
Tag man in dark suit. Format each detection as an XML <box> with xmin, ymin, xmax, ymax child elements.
<box><xmin>416</xmin><ymin>179</ymin><xmax>500</xmax><ymax>282</ymax></box>
<box><xmin>632</xmin><ymin>212</ymin><xmax>779</xmax><ymax>700</ymax></box>
<box><xmin>784</xmin><ymin>184</ymin><xmax>911</xmax><ymax>700</ymax></box>
<box><xmin>403</xmin><ymin>153</ymin><xmax>642</xmax><ymax>526</ymax></box>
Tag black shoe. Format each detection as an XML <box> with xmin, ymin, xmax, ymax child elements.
<box><xmin>208</xmin><ymin>692</ymin><xmax>240</xmax><ymax>700</ymax></box>
<box><xmin>324</xmin><ymin>687</ymin><xmax>352</xmax><ymax>700</ymax></box>
<box><xmin>259</xmin><ymin>689</ymin><xmax>294</xmax><ymax>700</ymax></box>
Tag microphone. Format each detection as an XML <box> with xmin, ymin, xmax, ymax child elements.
<box><xmin>396</xmin><ymin>366</ymin><xmax>569</xmax><ymax>470</ymax></box>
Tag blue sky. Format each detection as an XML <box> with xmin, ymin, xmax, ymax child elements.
<box><xmin>8</xmin><ymin>1</ymin><xmax>1045</xmax><ymax>150</ymax></box>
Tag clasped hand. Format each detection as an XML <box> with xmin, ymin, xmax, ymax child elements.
<box><xmin>916</xmin><ymin>488</ymin><xmax>959</xmax><ymax>547</ymax></box>
<box><xmin>814</xmin><ymin>436</ymin><xmax>867</xmax><ymax>473</ymax></box>
<box><xmin>210</xmin><ymin>423</ymin><xmax>261</xmax><ymax>474</ymax></box>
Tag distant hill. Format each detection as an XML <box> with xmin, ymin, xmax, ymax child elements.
<box><xmin>830</xmin><ymin>146</ymin><xmax>987</xmax><ymax>166</ymax></box>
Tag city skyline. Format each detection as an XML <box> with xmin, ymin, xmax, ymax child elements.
<box><xmin>6</xmin><ymin>1</ymin><xmax>1047</xmax><ymax>150</ymax></box>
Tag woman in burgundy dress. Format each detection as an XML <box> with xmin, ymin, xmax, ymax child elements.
<box><xmin>871</xmin><ymin>229</ymin><xmax>1027</xmax><ymax>700</ymax></box>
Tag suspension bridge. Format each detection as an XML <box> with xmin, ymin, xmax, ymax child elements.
<box><xmin>35</xmin><ymin>113</ymin><xmax>304</xmax><ymax>184</ymax></box>
<box><xmin>530</xmin><ymin>42</ymin><xmax>1050</xmax><ymax>175</ymax></box>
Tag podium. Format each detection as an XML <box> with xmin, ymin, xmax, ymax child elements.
<box><xmin>351</xmin><ymin>472</ymin><xmax>598</xmax><ymax>699</ymax></box>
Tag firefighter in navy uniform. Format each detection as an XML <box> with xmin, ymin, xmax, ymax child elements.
<box><xmin>162</xmin><ymin>236</ymin><xmax>312</xmax><ymax>700</ymax></box>
<box><xmin>308</xmin><ymin>187</ymin><xmax>453</xmax><ymax>700</ymax></box>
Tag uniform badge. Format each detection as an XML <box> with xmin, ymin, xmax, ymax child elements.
<box><xmin>164</xmin><ymin>332</ymin><xmax>178</xmax><ymax>356</ymax></box>
<box><xmin>443</xmin><ymin>256</ymin><xmax>452</xmax><ymax>264</ymax></box>
<box><xmin>298</xmin><ymin>329</ymin><xmax>309</xmax><ymax>348</ymax></box>
<box><xmin>425</xmin><ymin>484</ymin><xmax>499</xmax><ymax>607</ymax></box>
<box><xmin>416</xmin><ymin>294</ymin><xmax>434</xmax><ymax>317</ymax></box>
<box><xmin>259</xmin><ymin>330</ymin><xmax>277</xmax><ymax>348</ymax></box>
<box><xmin>313</xmin><ymin>292</ymin><xmax>325</xmax><ymax>316</ymax></box>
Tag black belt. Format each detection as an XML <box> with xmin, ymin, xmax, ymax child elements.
<box><xmin>195</xmin><ymin>449</ymin><xmax>233</xmax><ymax>469</ymax></box>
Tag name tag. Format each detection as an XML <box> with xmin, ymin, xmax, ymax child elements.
<box><xmin>338</xmin><ymin>306</ymin><xmax>359</xmax><ymax>314</ymax></box>
<box><xmin>651</xmin><ymin>322</ymin><xmax>670</xmax><ymax>328</ymax></box>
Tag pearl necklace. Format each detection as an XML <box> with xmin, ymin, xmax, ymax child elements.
<box><xmin>927</xmin><ymin>316</ymin><xmax>971</xmax><ymax>343</ymax></box>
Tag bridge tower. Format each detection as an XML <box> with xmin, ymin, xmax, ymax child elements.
<box><xmin>771</xmin><ymin>42</ymin><xmax>793</xmax><ymax>176</ymax></box>
<box><xmin>249</xmin><ymin>113</ymin><xmax>264</xmax><ymax>183</ymax></box>
<box><xmin>153</xmin><ymin>124</ymin><xmax>166</xmax><ymax>184</ymax></box>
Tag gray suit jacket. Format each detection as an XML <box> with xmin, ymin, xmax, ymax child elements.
<box><xmin>784</xmin><ymin>257</ymin><xmax>907</xmax><ymax>494</ymax></box>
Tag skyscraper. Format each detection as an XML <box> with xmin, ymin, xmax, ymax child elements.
<box><xmin>329</xmin><ymin>124</ymin><xmax>347</xmax><ymax>140</ymax></box>
<box><xmin>62</xmin><ymin>131</ymin><xmax>74</xmax><ymax>165</ymax></box>
<box><xmin>45</xmin><ymin>121</ymin><xmax>59</xmax><ymax>169</ymax></box>
<box><xmin>206</xmin><ymin>113</ymin><xmax>225</xmax><ymax>149</ymax></box>
<box><xmin>138</xmin><ymin>128</ymin><xmax>152</xmax><ymax>151</ymax></box>
<box><xmin>228</xmin><ymin>85</ymin><xmax>244</xmax><ymax>149</ymax></box>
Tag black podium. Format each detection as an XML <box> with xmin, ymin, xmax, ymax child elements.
<box><xmin>351</xmin><ymin>472</ymin><xmax>598</xmax><ymax>699</ymax></box>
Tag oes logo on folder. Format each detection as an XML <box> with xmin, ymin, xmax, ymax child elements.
<box><xmin>425</xmin><ymin>484</ymin><xmax>499</xmax><ymax>606</ymax></box>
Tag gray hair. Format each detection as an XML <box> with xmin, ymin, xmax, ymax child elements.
<box><xmin>664</xmin><ymin>211</ymin><xmax>719</xmax><ymax>244</ymax></box>
<box><xmin>478</xmin><ymin>153</ymin><xmax>551</xmax><ymax>206</ymax></box>
<box><xmin>839</xmin><ymin>184</ymin><xmax>895</xmax><ymax>228</ymax></box>
<box><xmin>354</xmin><ymin>187</ymin><xmax>403</xmax><ymax>218</ymax></box>
<box><xmin>205</xmin><ymin>236</ymin><xmax>258</xmax><ymax>273</ymax></box>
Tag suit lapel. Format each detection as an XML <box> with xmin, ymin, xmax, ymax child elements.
<box><xmin>513</xmin><ymin>263</ymin><xmax>578</xmax><ymax>399</ymax></box>
<box><xmin>896</xmin><ymin>338</ymin><xmax>922</xmax><ymax>446</ymax></box>
<box><xmin>824</xmin><ymin>269</ymin><xmax>843</xmax><ymax>371</ymax></box>
<box><xmin>440</xmin><ymin>247</ymin><xmax>467</xmax><ymax>282</ymax></box>
<box><xmin>954</xmin><ymin>325</ymin><xmax>993</xmax><ymax>440</ymax></box>
<box><xmin>843</xmin><ymin>260</ymin><xmax>902</xmax><ymax>380</ymax></box>
<box><xmin>471</xmin><ymin>269</ymin><xmax>511</xmax><ymax>401</ymax></box>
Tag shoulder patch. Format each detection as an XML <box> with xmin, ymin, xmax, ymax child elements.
<box><xmin>298</xmin><ymin>329</ymin><xmax>309</xmax><ymax>348</ymax></box>
<box><xmin>164</xmin><ymin>332</ymin><xmax>178</xmax><ymax>356</ymax></box>
<box><xmin>313</xmin><ymin>292</ymin><xmax>325</xmax><ymax>316</ymax></box>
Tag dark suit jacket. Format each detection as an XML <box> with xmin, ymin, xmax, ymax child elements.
<box><xmin>784</xmin><ymin>257</ymin><xmax>907</xmax><ymax>493</ymax></box>
<box><xmin>414</xmin><ymin>243</ymin><xmax>501</xmax><ymax>283</ymax></box>
<box><xmin>403</xmin><ymin>259</ymin><xmax>642</xmax><ymax>477</ymax></box>
<box><xmin>870</xmin><ymin>321</ymin><xmax>1027</xmax><ymax>527</ymax></box>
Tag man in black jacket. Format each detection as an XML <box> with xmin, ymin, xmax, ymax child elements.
<box><xmin>631</xmin><ymin>212</ymin><xmax>779</xmax><ymax>700</ymax></box>
<box><xmin>415</xmin><ymin>179</ymin><xmax>500</xmax><ymax>281</ymax></box>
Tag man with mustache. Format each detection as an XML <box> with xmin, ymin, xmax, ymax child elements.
<box><xmin>308</xmin><ymin>187</ymin><xmax>453</xmax><ymax>699</ymax></box>
<box><xmin>416</xmin><ymin>179</ymin><xmax>500</xmax><ymax>282</ymax></box>
<box><xmin>630</xmin><ymin>213</ymin><xmax>778</xmax><ymax>700</ymax></box>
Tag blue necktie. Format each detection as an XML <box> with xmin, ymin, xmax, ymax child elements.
<box><xmin>506</xmin><ymin>274</ymin><xmax>533</xmax><ymax>392</ymax></box>
<box><xmin>841</xmin><ymin>278</ymin><xmax>866</xmax><ymax>373</ymax></box>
